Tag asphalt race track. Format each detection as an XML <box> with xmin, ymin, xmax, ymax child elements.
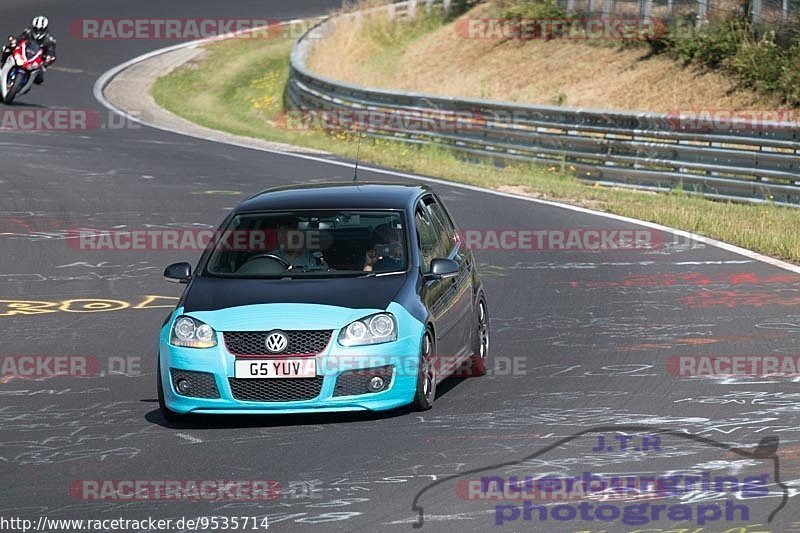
<box><xmin>1</xmin><ymin>1</ymin><xmax>799</xmax><ymax>531</ymax></box>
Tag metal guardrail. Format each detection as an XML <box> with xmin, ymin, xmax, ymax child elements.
<box><xmin>287</xmin><ymin>1</ymin><xmax>800</xmax><ymax>206</ymax></box>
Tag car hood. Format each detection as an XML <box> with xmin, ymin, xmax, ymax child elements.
<box><xmin>181</xmin><ymin>274</ymin><xmax>408</xmax><ymax>313</ymax></box>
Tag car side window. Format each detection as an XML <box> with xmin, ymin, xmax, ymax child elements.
<box><xmin>432</xmin><ymin>195</ymin><xmax>459</xmax><ymax>236</ymax></box>
<box><xmin>423</xmin><ymin>197</ymin><xmax>455</xmax><ymax>255</ymax></box>
<box><xmin>415</xmin><ymin>206</ymin><xmax>441</xmax><ymax>271</ymax></box>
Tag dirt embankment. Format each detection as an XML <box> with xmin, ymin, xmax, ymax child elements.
<box><xmin>308</xmin><ymin>2</ymin><xmax>782</xmax><ymax>113</ymax></box>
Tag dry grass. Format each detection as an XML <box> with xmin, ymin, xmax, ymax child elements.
<box><xmin>308</xmin><ymin>1</ymin><xmax>785</xmax><ymax>112</ymax></box>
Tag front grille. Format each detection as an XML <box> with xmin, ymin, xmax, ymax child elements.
<box><xmin>223</xmin><ymin>330</ymin><xmax>332</xmax><ymax>356</ymax></box>
<box><xmin>228</xmin><ymin>377</ymin><xmax>325</xmax><ymax>402</ymax></box>
<box><xmin>170</xmin><ymin>369</ymin><xmax>221</xmax><ymax>399</ymax></box>
<box><xmin>333</xmin><ymin>366</ymin><xmax>394</xmax><ymax>397</ymax></box>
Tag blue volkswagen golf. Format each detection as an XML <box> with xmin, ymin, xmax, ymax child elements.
<box><xmin>158</xmin><ymin>182</ymin><xmax>489</xmax><ymax>420</ymax></box>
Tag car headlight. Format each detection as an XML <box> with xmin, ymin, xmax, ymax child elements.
<box><xmin>170</xmin><ymin>316</ymin><xmax>217</xmax><ymax>348</ymax></box>
<box><xmin>338</xmin><ymin>313</ymin><xmax>397</xmax><ymax>346</ymax></box>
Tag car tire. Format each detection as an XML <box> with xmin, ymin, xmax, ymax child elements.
<box><xmin>463</xmin><ymin>296</ymin><xmax>489</xmax><ymax>377</ymax></box>
<box><xmin>411</xmin><ymin>329</ymin><xmax>436</xmax><ymax>411</ymax></box>
<box><xmin>157</xmin><ymin>358</ymin><xmax>188</xmax><ymax>423</ymax></box>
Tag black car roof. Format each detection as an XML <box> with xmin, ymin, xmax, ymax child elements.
<box><xmin>235</xmin><ymin>182</ymin><xmax>432</xmax><ymax>212</ymax></box>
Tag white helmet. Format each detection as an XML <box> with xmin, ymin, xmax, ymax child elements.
<box><xmin>31</xmin><ymin>16</ymin><xmax>49</xmax><ymax>40</ymax></box>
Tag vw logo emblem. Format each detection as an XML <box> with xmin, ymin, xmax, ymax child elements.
<box><xmin>265</xmin><ymin>330</ymin><xmax>289</xmax><ymax>353</ymax></box>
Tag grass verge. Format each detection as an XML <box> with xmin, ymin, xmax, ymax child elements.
<box><xmin>151</xmin><ymin>26</ymin><xmax>800</xmax><ymax>264</ymax></box>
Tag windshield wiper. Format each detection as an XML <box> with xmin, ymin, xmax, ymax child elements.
<box><xmin>359</xmin><ymin>270</ymin><xmax>404</xmax><ymax>278</ymax></box>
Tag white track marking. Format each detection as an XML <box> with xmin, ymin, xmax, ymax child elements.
<box><xmin>176</xmin><ymin>433</ymin><xmax>202</xmax><ymax>443</ymax></box>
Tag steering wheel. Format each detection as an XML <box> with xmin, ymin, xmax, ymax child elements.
<box><xmin>241</xmin><ymin>253</ymin><xmax>292</xmax><ymax>270</ymax></box>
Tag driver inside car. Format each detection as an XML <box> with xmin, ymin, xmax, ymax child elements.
<box><xmin>363</xmin><ymin>223</ymin><xmax>404</xmax><ymax>273</ymax></box>
<box><xmin>265</xmin><ymin>217</ymin><xmax>328</xmax><ymax>271</ymax></box>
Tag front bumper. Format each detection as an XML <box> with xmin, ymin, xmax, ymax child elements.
<box><xmin>159</xmin><ymin>303</ymin><xmax>425</xmax><ymax>414</ymax></box>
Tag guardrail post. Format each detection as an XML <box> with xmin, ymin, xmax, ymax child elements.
<box><xmin>425</xmin><ymin>0</ymin><xmax>435</xmax><ymax>13</ymax></box>
<box><xmin>696</xmin><ymin>0</ymin><xmax>708</xmax><ymax>26</ymax></box>
<box><xmin>667</xmin><ymin>0</ymin><xmax>674</xmax><ymax>14</ymax></box>
<box><xmin>751</xmin><ymin>0</ymin><xmax>763</xmax><ymax>24</ymax></box>
<box><xmin>602</xmin><ymin>0</ymin><xmax>614</xmax><ymax>19</ymax></box>
<box><xmin>408</xmin><ymin>0</ymin><xmax>418</xmax><ymax>19</ymax></box>
<box><xmin>639</xmin><ymin>0</ymin><xmax>653</xmax><ymax>18</ymax></box>
<box><xmin>443</xmin><ymin>0</ymin><xmax>452</xmax><ymax>16</ymax></box>
<box><xmin>782</xmin><ymin>0</ymin><xmax>790</xmax><ymax>20</ymax></box>
<box><xmin>567</xmin><ymin>0</ymin><xmax>576</xmax><ymax>12</ymax></box>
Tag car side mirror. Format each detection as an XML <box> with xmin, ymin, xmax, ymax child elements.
<box><xmin>424</xmin><ymin>258</ymin><xmax>459</xmax><ymax>281</ymax></box>
<box><xmin>164</xmin><ymin>262</ymin><xmax>192</xmax><ymax>283</ymax></box>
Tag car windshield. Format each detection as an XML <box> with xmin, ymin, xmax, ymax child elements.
<box><xmin>204</xmin><ymin>210</ymin><xmax>408</xmax><ymax>279</ymax></box>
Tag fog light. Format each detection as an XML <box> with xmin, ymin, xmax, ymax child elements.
<box><xmin>176</xmin><ymin>378</ymin><xmax>191</xmax><ymax>394</ymax></box>
<box><xmin>367</xmin><ymin>376</ymin><xmax>385</xmax><ymax>392</ymax></box>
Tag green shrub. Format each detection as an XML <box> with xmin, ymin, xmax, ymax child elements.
<box><xmin>646</xmin><ymin>14</ymin><xmax>800</xmax><ymax>105</ymax></box>
<box><xmin>777</xmin><ymin>50</ymin><xmax>800</xmax><ymax>104</ymax></box>
<box><xmin>448</xmin><ymin>0</ymin><xmax>475</xmax><ymax>19</ymax></box>
<box><xmin>500</xmin><ymin>0</ymin><xmax>567</xmax><ymax>20</ymax></box>
<box><xmin>727</xmin><ymin>33</ymin><xmax>800</xmax><ymax>105</ymax></box>
<box><xmin>667</xmin><ymin>19</ymin><xmax>744</xmax><ymax>66</ymax></box>
<box><xmin>731</xmin><ymin>33</ymin><xmax>782</xmax><ymax>89</ymax></box>
<box><xmin>495</xmin><ymin>0</ymin><xmax>800</xmax><ymax>105</ymax></box>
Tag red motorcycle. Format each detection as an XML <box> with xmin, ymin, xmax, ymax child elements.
<box><xmin>1</xmin><ymin>38</ymin><xmax>44</xmax><ymax>104</ymax></box>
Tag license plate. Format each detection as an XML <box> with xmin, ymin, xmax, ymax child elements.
<box><xmin>234</xmin><ymin>359</ymin><xmax>317</xmax><ymax>379</ymax></box>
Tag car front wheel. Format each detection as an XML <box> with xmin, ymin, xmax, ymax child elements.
<box><xmin>460</xmin><ymin>296</ymin><xmax>489</xmax><ymax>377</ymax></box>
<box><xmin>411</xmin><ymin>329</ymin><xmax>436</xmax><ymax>411</ymax></box>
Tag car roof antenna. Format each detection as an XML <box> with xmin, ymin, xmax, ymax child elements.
<box><xmin>352</xmin><ymin>127</ymin><xmax>362</xmax><ymax>183</ymax></box>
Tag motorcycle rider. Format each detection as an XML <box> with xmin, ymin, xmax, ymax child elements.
<box><xmin>1</xmin><ymin>16</ymin><xmax>56</xmax><ymax>85</ymax></box>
